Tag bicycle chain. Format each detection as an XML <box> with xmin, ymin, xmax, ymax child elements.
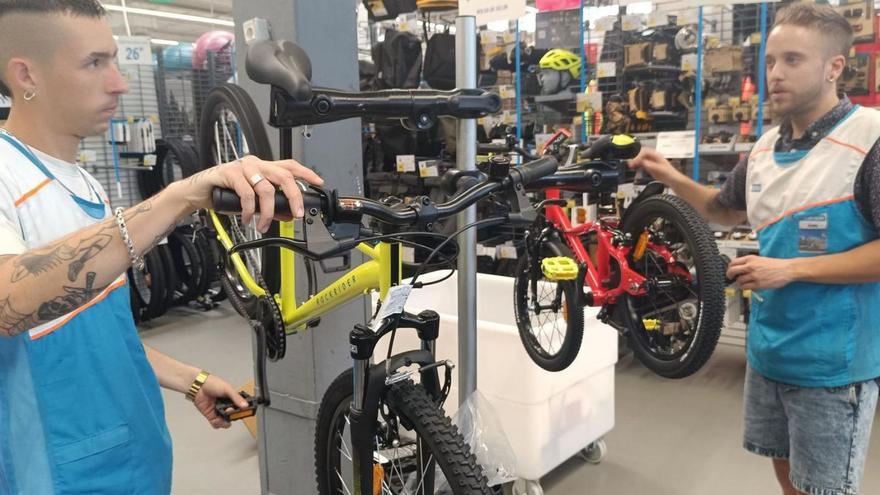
<box><xmin>229</xmin><ymin>220</ymin><xmax>287</xmax><ymax>361</ymax></box>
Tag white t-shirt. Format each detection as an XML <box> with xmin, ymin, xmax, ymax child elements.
<box><xmin>0</xmin><ymin>137</ymin><xmax>111</xmax><ymax>255</ymax></box>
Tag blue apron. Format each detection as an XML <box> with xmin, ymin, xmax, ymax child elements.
<box><xmin>0</xmin><ymin>134</ymin><xmax>173</xmax><ymax>494</ymax></box>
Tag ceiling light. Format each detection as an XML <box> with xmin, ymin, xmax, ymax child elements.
<box><xmin>150</xmin><ymin>38</ymin><xmax>181</xmax><ymax>45</ymax></box>
<box><xmin>102</xmin><ymin>4</ymin><xmax>234</xmax><ymax>27</ymax></box>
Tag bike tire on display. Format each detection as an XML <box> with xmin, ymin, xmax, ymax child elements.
<box><xmin>156</xmin><ymin>244</ymin><xmax>179</xmax><ymax>316</ymax></box>
<box><xmin>198</xmin><ymin>83</ymin><xmax>278</xmax><ymax>318</ymax></box>
<box><xmin>315</xmin><ymin>369</ymin><xmax>492</xmax><ymax>495</ymax></box>
<box><xmin>513</xmin><ymin>239</ymin><xmax>584</xmax><ymax>372</ymax></box>
<box><xmin>616</xmin><ymin>194</ymin><xmax>725</xmax><ymax>378</ymax></box>
<box><xmin>168</xmin><ymin>229</ymin><xmax>208</xmax><ymax>305</ymax></box>
<box><xmin>128</xmin><ymin>249</ymin><xmax>168</xmax><ymax>321</ymax></box>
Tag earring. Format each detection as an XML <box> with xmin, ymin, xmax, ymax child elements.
<box><xmin>828</xmin><ymin>76</ymin><xmax>836</xmax><ymax>82</ymax></box>
<box><xmin>23</xmin><ymin>89</ymin><xmax>36</xmax><ymax>101</ymax></box>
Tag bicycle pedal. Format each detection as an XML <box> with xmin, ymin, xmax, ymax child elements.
<box><xmin>541</xmin><ymin>257</ymin><xmax>579</xmax><ymax>281</ymax></box>
<box><xmin>215</xmin><ymin>391</ymin><xmax>257</xmax><ymax>422</ymax></box>
<box><xmin>642</xmin><ymin>319</ymin><xmax>661</xmax><ymax>332</ymax></box>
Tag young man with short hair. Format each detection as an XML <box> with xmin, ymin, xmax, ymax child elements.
<box><xmin>0</xmin><ymin>1</ymin><xmax>323</xmax><ymax>492</ymax></box>
<box><xmin>631</xmin><ymin>4</ymin><xmax>880</xmax><ymax>494</ymax></box>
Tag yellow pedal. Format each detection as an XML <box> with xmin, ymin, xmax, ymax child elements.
<box><xmin>541</xmin><ymin>257</ymin><xmax>579</xmax><ymax>281</ymax></box>
<box><xmin>643</xmin><ymin>319</ymin><xmax>661</xmax><ymax>331</ymax></box>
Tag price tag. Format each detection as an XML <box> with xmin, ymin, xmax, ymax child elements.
<box><xmin>594</xmin><ymin>16</ymin><xmax>616</xmax><ymax>32</ymax></box>
<box><xmin>576</xmin><ymin>92</ymin><xmax>603</xmax><ymax>112</ymax></box>
<box><xmin>501</xmin><ymin>111</ymin><xmax>515</xmax><ymax>125</ymax></box>
<box><xmin>402</xmin><ymin>246</ymin><xmax>415</xmax><ymax>263</ymax></box>
<box><xmin>681</xmin><ymin>53</ymin><xmax>698</xmax><ymax>72</ymax></box>
<box><xmin>656</xmin><ymin>130</ymin><xmax>696</xmax><ymax>159</ymax></box>
<box><xmin>499</xmin><ymin>85</ymin><xmax>516</xmax><ymax>99</ymax></box>
<box><xmin>398</xmin><ymin>13</ymin><xmax>418</xmax><ymax>33</ymax></box>
<box><xmin>478</xmin><ymin>244</ymin><xmax>498</xmax><ymax>257</ymax></box>
<box><xmin>496</xmin><ymin>245</ymin><xmax>517</xmax><ymax>259</ymax></box>
<box><xmin>647</xmin><ymin>11</ymin><xmax>668</xmax><ymax>28</ymax></box>
<box><xmin>396</xmin><ymin>155</ymin><xmax>416</xmax><ymax>173</ymax></box>
<box><xmin>143</xmin><ymin>153</ymin><xmax>157</xmax><ymax>167</ymax></box>
<box><xmin>621</xmin><ymin>14</ymin><xmax>643</xmax><ymax>31</ymax></box>
<box><xmin>596</xmin><ymin>61</ymin><xmax>616</xmax><ymax>78</ymax></box>
<box><xmin>116</xmin><ymin>36</ymin><xmax>152</xmax><ymax>66</ymax></box>
<box><xmin>371</xmin><ymin>284</ymin><xmax>413</xmax><ymax>330</ymax></box>
<box><xmin>418</xmin><ymin>160</ymin><xmax>440</xmax><ymax>178</ymax></box>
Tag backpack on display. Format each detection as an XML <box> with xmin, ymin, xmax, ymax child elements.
<box><xmin>423</xmin><ymin>32</ymin><xmax>457</xmax><ymax>90</ymax></box>
<box><xmin>372</xmin><ymin>29</ymin><xmax>423</xmax><ymax>89</ymax></box>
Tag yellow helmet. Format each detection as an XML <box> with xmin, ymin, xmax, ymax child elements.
<box><xmin>539</xmin><ymin>49</ymin><xmax>581</xmax><ymax>78</ymax></box>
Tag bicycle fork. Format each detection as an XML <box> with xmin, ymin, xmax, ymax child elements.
<box><xmin>347</xmin><ymin>310</ymin><xmax>446</xmax><ymax>495</ymax></box>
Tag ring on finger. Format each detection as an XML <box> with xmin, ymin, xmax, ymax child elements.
<box><xmin>248</xmin><ymin>173</ymin><xmax>266</xmax><ymax>187</ymax></box>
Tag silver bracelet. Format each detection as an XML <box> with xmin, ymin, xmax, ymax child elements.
<box><xmin>115</xmin><ymin>207</ymin><xmax>145</xmax><ymax>271</ymax></box>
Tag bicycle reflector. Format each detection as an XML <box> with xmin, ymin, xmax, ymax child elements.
<box><xmin>643</xmin><ymin>319</ymin><xmax>661</xmax><ymax>332</ymax></box>
<box><xmin>541</xmin><ymin>257</ymin><xmax>579</xmax><ymax>281</ymax></box>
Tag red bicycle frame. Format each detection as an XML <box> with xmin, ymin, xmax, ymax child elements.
<box><xmin>542</xmin><ymin>188</ymin><xmax>684</xmax><ymax>307</ymax></box>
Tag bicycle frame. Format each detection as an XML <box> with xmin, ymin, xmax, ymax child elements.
<box><xmin>542</xmin><ymin>187</ymin><xmax>684</xmax><ymax>306</ymax></box>
<box><xmin>208</xmin><ymin>210</ymin><xmax>401</xmax><ymax>331</ymax></box>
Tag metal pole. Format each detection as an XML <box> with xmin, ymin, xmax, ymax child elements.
<box><xmin>515</xmin><ymin>20</ymin><xmax>522</xmax><ymax>165</ymax></box>
<box><xmin>455</xmin><ymin>15</ymin><xmax>477</xmax><ymax>405</ymax></box>
<box><xmin>693</xmin><ymin>6</ymin><xmax>704</xmax><ymax>182</ymax></box>
<box><xmin>579</xmin><ymin>0</ymin><xmax>587</xmax><ymax>142</ymax></box>
<box><xmin>756</xmin><ymin>2</ymin><xmax>768</xmax><ymax>137</ymax></box>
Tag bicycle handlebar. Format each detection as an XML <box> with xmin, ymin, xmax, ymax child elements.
<box><xmin>212</xmin><ymin>156</ymin><xmax>559</xmax><ymax>227</ymax></box>
<box><xmin>270</xmin><ymin>87</ymin><xmax>501</xmax><ymax>130</ymax></box>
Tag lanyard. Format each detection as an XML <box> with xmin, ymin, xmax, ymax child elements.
<box><xmin>0</xmin><ymin>132</ymin><xmax>106</xmax><ymax>219</ymax></box>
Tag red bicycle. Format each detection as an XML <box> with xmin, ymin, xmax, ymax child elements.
<box><xmin>513</xmin><ymin>132</ymin><xmax>726</xmax><ymax>377</ymax></box>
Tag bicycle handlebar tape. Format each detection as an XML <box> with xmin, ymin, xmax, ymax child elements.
<box><xmin>511</xmin><ymin>156</ymin><xmax>559</xmax><ymax>185</ymax></box>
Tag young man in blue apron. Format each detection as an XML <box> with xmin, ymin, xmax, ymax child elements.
<box><xmin>0</xmin><ymin>1</ymin><xmax>324</xmax><ymax>493</ymax></box>
<box><xmin>630</xmin><ymin>4</ymin><xmax>879</xmax><ymax>495</ymax></box>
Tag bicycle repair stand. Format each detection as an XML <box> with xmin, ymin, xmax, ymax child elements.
<box><xmin>232</xmin><ymin>3</ymin><xmax>370</xmax><ymax>493</ymax></box>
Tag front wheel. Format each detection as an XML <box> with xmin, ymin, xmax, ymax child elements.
<box><xmin>616</xmin><ymin>194</ymin><xmax>725</xmax><ymax>378</ymax></box>
<box><xmin>315</xmin><ymin>369</ymin><xmax>491</xmax><ymax>494</ymax></box>
<box><xmin>513</xmin><ymin>238</ymin><xmax>584</xmax><ymax>372</ymax></box>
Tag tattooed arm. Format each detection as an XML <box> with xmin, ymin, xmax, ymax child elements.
<box><xmin>0</xmin><ymin>155</ymin><xmax>323</xmax><ymax>337</ymax></box>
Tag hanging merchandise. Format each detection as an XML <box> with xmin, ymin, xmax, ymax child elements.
<box><xmin>537</xmin><ymin>48</ymin><xmax>581</xmax><ymax>95</ymax></box>
<box><xmin>192</xmin><ymin>30</ymin><xmax>234</xmax><ymax>70</ymax></box>
<box><xmin>416</xmin><ymin>0</ymin><xmax>457</xmax><ymax>12</ymax></box>
<box><xmin>362</xmin><ymin>0</ymin><xmax>417</xmax><ymax>21</ymax></box>
<box><xmin>674</xmin><ymin>26</ymin><xmax>698</xmax><ymax>51</ymax></box>
<box><xmin>423</xmin><ymin>33</ymin><xmax>456</xmax><ymax>89</ymax></box>
<box><xmin>371</xmin><ymin>29</ymin><xmax>423</xmax><ymax>89</ymax></box>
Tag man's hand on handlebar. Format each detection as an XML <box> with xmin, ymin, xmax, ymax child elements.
<box><xmin>172</xmin><ymin>155</ymin><xmax>324</xmax><ymax>233</ymax></box>
<box><xmin>628</xmin><ymin>147</ymin><xmax>678</xmax><ymax>185</ymax></box>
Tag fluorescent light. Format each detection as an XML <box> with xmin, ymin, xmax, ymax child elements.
<box><xmin>102</xmin><ymin>4</ymin><xmax>234</xmax><ymax>27</ymax></box>
<box><xmin>150</xmin><ymin>38</ymin><xmax>180</xmax><ymax>45</ymax></box>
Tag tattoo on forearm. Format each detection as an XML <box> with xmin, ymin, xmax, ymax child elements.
<box><xmin>11</xmin><ymin>233</ymin><xmax>113</xmax><ymax>283</ymax></box>
<box><xmin>0</xmin><ymin>271</ymin><xmax>108</xmax><ymax>336</ymax></box>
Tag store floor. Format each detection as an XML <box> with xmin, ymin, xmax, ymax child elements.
<box><xmin>142</xmin><ymin>304</ymin><xmax>880</xmax><ymax>495</ymax></box>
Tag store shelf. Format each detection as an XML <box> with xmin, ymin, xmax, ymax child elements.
<box><xmin>622</xmin><ymin>65</ymin><xmax>682</xmax><ymax>75</ymax></box>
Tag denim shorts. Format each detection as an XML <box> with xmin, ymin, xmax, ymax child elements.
<box><xmin>743</xmin><ymin>365</ymin><xmax>879</xmax><ymax>495</ymax></box>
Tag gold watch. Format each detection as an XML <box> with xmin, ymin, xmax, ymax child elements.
<box><xmin>186</xmin><ymin>370</ymin><xmax>210</xmax><ymax>402</ymax></box>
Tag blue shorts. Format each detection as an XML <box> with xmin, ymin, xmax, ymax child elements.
<box><xmin>743</xmin><ymin>365</ymin><xmax>879</xmax><ymax>495</ymax></box>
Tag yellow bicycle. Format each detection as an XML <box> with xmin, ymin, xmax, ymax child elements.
<box><xmin>200</xmin><ymin>39</ymin><xmax>558</xmax><ymax>495</ymax></box>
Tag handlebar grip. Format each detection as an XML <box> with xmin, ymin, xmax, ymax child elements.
<box><xmin>449</xmin><ymin>93</ymin><xmax>502</xmax><ymax>118</ymax></box>
<box><xmin>511</xmin><ymin>156</ymin><xmax>559</xmax><ymax>185</ymax></box>
<box><xmin>211</xmin><ymin>187</ymin><xmax>325</xmax><ymax>216</ymax></box>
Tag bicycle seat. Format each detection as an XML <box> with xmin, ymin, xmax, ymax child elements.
<box><xmin>246</xmin><ymin>40</ymin><xmax>313</xmax><ymax>101</ymax></box>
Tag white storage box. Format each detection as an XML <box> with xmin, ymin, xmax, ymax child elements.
<box><xmin>374</xmin><ymin>273</ymin><xmax>616</xmax><ymax>480</ymax></box>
